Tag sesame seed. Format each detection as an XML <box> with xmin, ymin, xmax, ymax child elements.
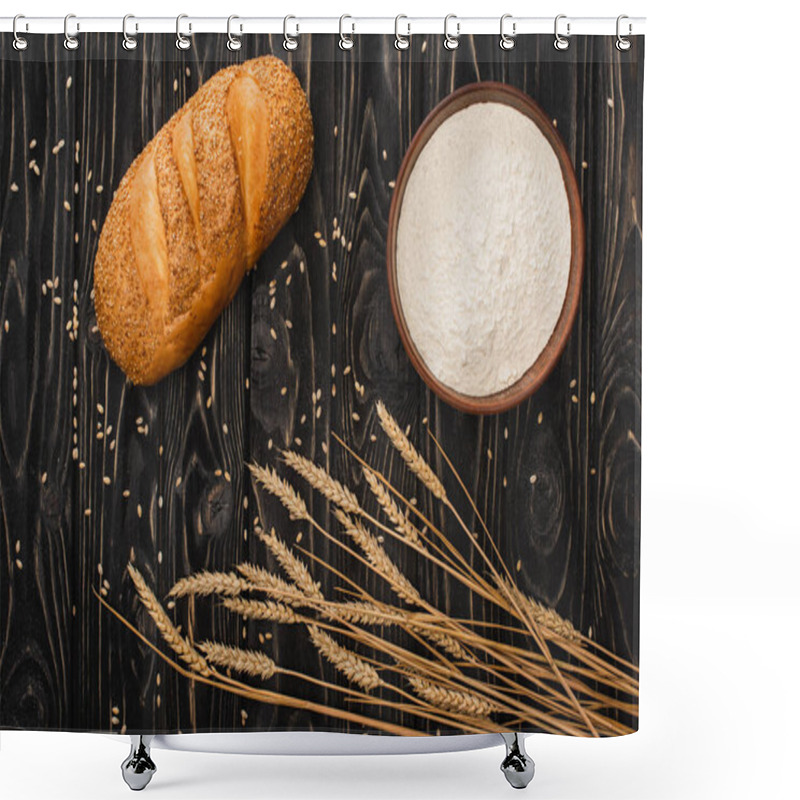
<box><xmin>348</xmin><ymin>190</ymin><xmax>357</xmax><ymax>199</ymax></box>
<box><xmin>66</xmin><ymin>76</ymin><xmax>72</xmax><ymax>90</ymax></box>
<box><xmin>607</xmin><ymin>97</ymin><xmax>614</xmax><ymax>108</ymax></box>
<box><xmin>10</xmin><ymin>182</ymin><xmax>18</xmax><ymax>193</ymax></box>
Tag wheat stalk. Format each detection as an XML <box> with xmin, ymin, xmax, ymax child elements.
<box><xmin>127</xmin><ymin>564</ymin><xmax>211</xmax><ymax>677</ymax></box>
<box><xmin>249</xmin><ymin>462</ymin><xmax>310</xmax><ymax>521</ymax></box>
<box><xmin>363</xmin><ymin>466</ymin><xmax>423</xmax><ymax>547</ymax></box>
<box><xmin>333</xmin><ymin>508</ymin><xmax>421</xmax><ymax>606</ymax></box>
<box><xmin>168</xmin><ymin>571</ymin><xmax>249</xmax><ymax>599</ymax></box>
<box><xmin>258</xmin><ymin>527</ymin><xmax>323</xmax><ymax>601</ymax></box>
<box><xmin>375</xmin><ymin>401</ymin><xmax>446</xmax><ymax>500</ymax></box>
<box><xmin>406</xmin><ymin>675</ymin><xmax>498</xmax><ymax>719</ymax></box>
<box><xmin>307</xmin><ymin>625</ymin><xmax>382</xmax><ymax>691</ymax></box>
<box><xmin>198</xmin><ymin>642</ymin><xmax>277</xmax><ymax>680</ymax></box>
<box><xmin>282</xmin><ymin>450</ymin><xmax>361</xmax><ymax>515</ymax></box>
<box><xmin>222</xmin><ymin>596</ymin><xmax>300</xmax><ymax>624</ymax></box>
<box><xmin>496</xmin><ymin>576</ymin><xmax>580</xmax><ymax>643</ymax></box>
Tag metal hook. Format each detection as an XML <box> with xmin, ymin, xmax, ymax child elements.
<box><xmin>394</xmin><ymin>15</ymin><xmax>410</xmax><ymax>50</ymax></box>
<box><xmin>283</xmin><ymin>15</ymin><xmax>298</xmax><ymax>51</ymax></box>
<box><xmin>122</xmin><ymin>14</ymin><xmax>138</xmax><ymax>51</ymax></box>
<box><xmin>227</xmin><ymin>15</ymin><xmax>242</xmax><ymax>51</ymax></box>
<box><xmin>616</xmin><ymin>15</ymin><xmax>632</xmax><ymax>51</ymax></box>
<box><xmin>443</xmin><ymin>14</ymin><xmax>459</xmax><ymax>51</ymax></box>
<box><xmin>554</xmin><ymin>14</ymin><xmax>570</xmax><ymax>51</ymax></box>
<box><xmin>64</xmin><ymin>13</ymin><xmax>79</xmax><ymax>51</ymax></box>
<box><xmin>339</xmin><ymin>14</ymin><xmax>354</xmax><ymax>50</ymax></box>
<box><xmin>500</xmin><ymin>14</ymin><xmax>516</xmax><ymax>51</ymax></box>
<box><xmin>176</xmin><ymin>14</ymin><xmax>191</xmax><ymax>51</ymax></box>
<box><xmin>12</xmin><ymin>14</ymin><xmax>28</xmax><ymax>51</ymax></box>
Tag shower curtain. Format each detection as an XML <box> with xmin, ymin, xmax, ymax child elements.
<box><xmin>0</xmin><ymin>28</ymin><xmax>642</xmax><ymax>738</ymax></box>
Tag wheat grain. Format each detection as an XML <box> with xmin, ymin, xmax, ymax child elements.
<box><xmin>222</xmin><ymin>596</ymin><xmax>300</xmax><ymax>624</ymax></box>
<box><xmin>127</xmin><ymin>564</ymin><xmax>211</xmax><ymax>676</ymax></box>
<box><xmin>497</xmin><ymin>576</ymin><xmax>580</xmax><ymax>642</ymax></box>
<box><xmin>282</xmin><ymin>450</ymin><xmax>360</xmax><ymax>515</ymax></box>
<box><xmin>235</xmin><ymin>563</ymin><xmax>310</xmax><ymax>608</ymax></box>
<box><xmin>307</xmin><ymin>625</ymin><xmax>382</xmax><ymax>691</ymax></box>
<box><xmin>168</xmin><ymin>571</ymin><xmax>248</xmax><ymax>598</ymax></box>
<box><xmin>258</xmin><ymin>527</ymin><xmax>323</xmax><ymax>600</ymax></box>
<box><xmin>248</xmin><ymin>462</ymin><xmax>310</xmax><ymax>521</ymax></box>
<box><xmin>362</xmin><ymin>467</ymin><xmax>422</xmax><ymax>546</ymax></box>
<box><xmin>334</xmin><ymin>509</ymin><xmax>421</xmax><ymax>606</ymax></box>
<box><xmin>407</xmin><ymin>675</ymin><xmax>498</xmax><ymax>718</ymax></box>
<box><xmin>375</xmin><ymin>401</ymin><xmax>446</xmax><ymax>499</ymax></box>
<box><xmin>198</xmin><ymin>642</ymin><xmax>277</xmax><ymax>680</ymax></box>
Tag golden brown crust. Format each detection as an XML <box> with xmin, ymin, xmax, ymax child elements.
<box><xmin>93</xmin><ymin>55</ymin><xmax>314</xmax><ymax>385</ymax></box>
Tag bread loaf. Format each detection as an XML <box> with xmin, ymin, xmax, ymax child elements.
<box><xmin>93</xmin><ymin>55</ymin><xmax>314</xmax><ymax>385</ymax></box>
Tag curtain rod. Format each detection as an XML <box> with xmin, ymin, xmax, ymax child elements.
<box><xmin>0</xmin><ymin>16</ymin><xmax>646</xmax><ymax>37</ymax></box>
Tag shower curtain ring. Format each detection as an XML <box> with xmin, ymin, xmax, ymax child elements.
<box><xmin>500</xmin><ymin>14</ymin><xmax>516</xmax><ymax>50</ymax></box>
<box><xmin>616</xmin><ymin>15</ymin><xmax>632</xmax><ymax>51</ymax></box>
<box><xmin>64</xmin><ymin>13</ymin><xmax>79</xmax><ymax>51</ymax></box>
<box><xmin>554</xmin><ymin>14</ymin><xmax>570</xmax><ymax>51</ymax></box>
<box><xmin>394</xmin><ymin>15</ymin><xmax>410</xmax><ymax>50</ymax></box>
<box><xmin>12</xmin><ymin>14</ymin><xmax>28</xmax><ymax>51</ymax></box>
<box><xmin>443</xmin><ymin>14</ymin><xmax>459</xmax><ymax>51</ymax></box>
<box><xmin>176</xmin><ymin>14</ymin><xmax>191</xmax><ymax>51</ymax></box>
<box><xmin>227</xmin><ymin>15</ymin><xmax>242</xmax><ymax>51</ymax></box>
<box><xmin>122</xmin><ymin>15</ymin><xmax>138</xmax><ymax>51</ymax></box>
<box><xmin>283</xmin><ymin>15</ymin><xmax>298</xmax><ymax>51</ymax></box>
<box><xmin>339</xmin><ymin>15</ymin><xmax>355</xmax><ymax>50</ymax></box>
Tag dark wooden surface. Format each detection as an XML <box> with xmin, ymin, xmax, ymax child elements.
<box><xmin>0</xmin><ymin>33</ymin><xmax>642</xmax><ymax>734</ymax></box>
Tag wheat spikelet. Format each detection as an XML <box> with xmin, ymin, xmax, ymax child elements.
<box><xmin>127</xmin><ymin>564</ymin><xmax>211</xmax><ymax>676</ymax></box>
<box><xmin>411</xmin><ymin>626</ymin><xmax>469</xmax><ymax>660</ymax></box>
<box><xmin>407</xmin><ymin>675</ymin><xmax>498</xmax><ymax>719</ymax></box>
<box><xmin>375</xmin><ymin>401</ymin><xmax>446</xmax><ymax>500</ymax></box>
<box><xmin>198</xmin><ymin>641</ymin><xmax>277</xmax><ymax>680</ymax></box>
<box><xmin>326</xmin><ymin>601</ymin><xmax>406</xmax><ymax>626</ymax></box>
<box><xmin>362</xmin><ymin>467</ymin><xmax>423</xmax><ymax>547</ymax></box>
<box><xmin>333</xmin><ymin>509</ymin><xmax>421</xmax><ymax>606</ymax></box>
<box><xmin>222</xmin><ymin>596</ymin><xmax>300</xmax><ymax>624</ymax></box>
<box><xmin>235</xmin><ymin>563</ymin><xmax>310</xmax><ymax>608</ymax></box>
<box><xmin>282</xmin><ymin>450</ymin><xmax>361</xmax><ymax>515</ymax></box>
<box><xmin>168</xmin><ymin>571</ymin><xmax>248</xmax><ymax>599</ymax></box>
<box><xmin>497</xmin><ymin>576</ymin><xmax>580</xmax><ymax>642</ymax></box>
<box><xmin>249</xmin><ymin>462</ymin><xmax>310</xmax><ymax>521</ymax></box>
<box><xmin>307</xmin><ymin>625</ymin><xmax>382</xmax><ymax>691</ymax></box>
<box><xmin>258</xmin><ymin>527</ymin><xmax>323</xmax><ymax>600</ymax></box>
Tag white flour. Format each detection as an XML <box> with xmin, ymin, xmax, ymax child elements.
<box><xmin>396</xmin><ymin>101</ymin><xmax>572</xmax><ymax>398</ymax></box>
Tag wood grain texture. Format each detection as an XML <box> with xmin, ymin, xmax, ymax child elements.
<box><xmin>0</xmin><ymin>33</ymin><xmax>642</xmax><ymax>734</ymax></box>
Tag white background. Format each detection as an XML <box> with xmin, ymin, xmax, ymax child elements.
<box><xmin>2</xmin><ymin>1</ymin><xmax>799</xmax><ymax>798</ymax></box>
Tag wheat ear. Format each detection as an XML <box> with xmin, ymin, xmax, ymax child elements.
<box><xmin>222</xmin><ymin>596</ymin><xmax>300</xmax><ymax>624</ymax></box>
<box><xmin>258</xmin><ymin>527</ymin><xmax>323</xmax><ymax>601</ymax></box>
<box><xmin>307</xmin><ymin>625</ymin><xmax>382</xmax><ymax>691</ymax></box>
<box><xmin>198</xmin><ymin>642</ymin><xmax>277</xmax><ymax>680</ymax></box>
<box><xmin>249</xmin><ymin>462</ymin><xmax>310</xmax><ymax>521</ymax></box>
<box><xmin>333</xmin><ymin>508</ymin><xmax>421</xmax><ymax>606</ymax></box>
<box><xmin>235</xmin><ymin>563</ymin><xmax>311</xmax><ymax>608</ymax></box>
<box><xmin>168</xmin><ymin>571</ymin><xmax>249</xmax><ymax>598</ymax></box>
<box><xmin>375</xmin><ymin>401</ymin><xmax>446</xmax><ymax>500</ymax></box>
<box><xmin>410</xmin><ymin>626</ymin><xmax>469</xmax><ymax>660</ymax></box>
<box><xmin>362</xmin><ymin>466</ymin><xmax>423</xmax><ymax>547</ymax></box>
<box><xmin>497</xmin><ymin>576</ymin><xmax>580</xmax><ymax>643</ymax></box>
<box><xmin>407</xmin><ymin>675</ymin><xmax>498</xmax><ymax>719</ymax></box>
<box><xmin>282</xmin><ymin>450</ymin><xmax>361</xmax><ymax>515</ymax></box>
<box><xmin>127</xmin><ymin>564</ymin><xmax>211</xmax><ymax>677</ymax></box>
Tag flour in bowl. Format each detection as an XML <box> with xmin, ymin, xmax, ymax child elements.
<box><xmin>395</xmin><ymin>100</ymin><xmax>572</xmax><ymax>398</ymax></box>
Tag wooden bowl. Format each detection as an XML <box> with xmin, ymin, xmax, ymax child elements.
<box><xmin>386</xmin><ymin>82</ymin><xmax>585</xmax><ymax>415</ymax></box>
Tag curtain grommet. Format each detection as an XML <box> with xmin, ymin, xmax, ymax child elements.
<box><xmin>554</xmin><ymin>14</ymin><xmax>570</xmax><ymax>51</ymax></box>
<box><xmin>283</xmin><ymin>15</ymin><xmax>298</xmax><ymax>51</ymax></box>
<box><xmin>12</xmin><ymin>14</ymin><xmax>28</xmax><ymax>51</ymax></box>
<box><xmin>64</xmin><ymin>13</ymin><xmax>79</xmax><ymax>51</ymax></box>
<box><xmin>176</xmin><ymin>14</ymin><xmax>191</xmax><ymax>51</ymax></box>
<box><xmin>616</xmin><ymin>15</ymin><xmax>632</xmax><ymax>51</ymax></box>
<box><xmin>227</xmin><ymin>15</ymin><xmax>242</xmax><ymax>51</ymax></box>
<box><xmin>500</xmin><ymin>14</ymin><xmax>516</xmax><ymax>51</ymax></box>
<box><xmin>394</xmin><ymin>15</ymin><xmax>410</xmax><ymax>50</ymax></box>
<box><xmin>122</xmin><ymin>14</ymin><xmax>138</xmax><ymax>51</ymax></box>
<box><xmin>443</xmin><ymin>14</ymin><xmax>459</xmax><ymax>51</ymax></box>
<box><xmin>339</xmin><ymin>14</ymin><xmax>354</xmax><ymax>51</ymax></box>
